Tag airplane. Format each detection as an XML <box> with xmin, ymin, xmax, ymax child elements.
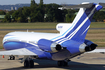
<box><xmin>0</xmin><ymin>2</ymin><xmax>105</xmax><ymax>68</ymax></box>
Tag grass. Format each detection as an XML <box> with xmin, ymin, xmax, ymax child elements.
<box><xmin>0</xmin><ymin>22</ymin><xmax>58</xmax><ymax>29</ymax></box>
<box><xmin>90</xmin><ymin>22</ymin><xmax>105</xmax><ymax>28</ymax></box>
<box><xmin>0</xmin><ymin>22</ymin><xmax>104</xmax><ymax>29</ymax></box>
<box><xmin>0</xmin><ymin>22</ymin><xmax>105</xmax><ymax>49</ymax></box>
<box><xmin>86</xmin><ymin>29</ymin><xmax>105</xmax><ymax>47</ymax></box>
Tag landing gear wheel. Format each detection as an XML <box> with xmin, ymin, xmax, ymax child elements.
<box><xmin>9</xmin><ymin>55</ymin><xmax>15</xmax><ymax>60</ymax></box>
<box><xmin>24</xmin><ymin>60</ymin><xmax>29</xmax><ymax>68</ymax></box>
<box><xmin>63</xmin><ymin>61</ymin><xmax>68</xmax><ymax>66</ymax></box>
<box><xmin>58</xmin><ymin>61</ymin><xmax>62</xmax><ymax>66</ymax></box>
<box><xmin>29</xmin><ymin>60</ymin><xmax>34</xmax><ymax>68</ymax></box>
<box><xmin>24</xmin><ymin>59</ymin><xmax>34</xmax><ymax>68</ymax></box>
<box><xmin>57</xmin><ymin>61</ymin><xmax>68</xmax><ymax>67</ymax></box>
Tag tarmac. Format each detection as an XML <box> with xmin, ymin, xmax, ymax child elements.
<box><xmin>0</xmin><ymin>48</ymin><xmax>105</xmax><ymax>70</ymax></box>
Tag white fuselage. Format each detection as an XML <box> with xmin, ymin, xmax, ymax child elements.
<box><xmin>3</xmin><ymin>31</ymin><xmax>60</xmax><ymax>45</ymax></box>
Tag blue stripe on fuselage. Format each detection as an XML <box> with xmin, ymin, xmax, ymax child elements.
<box><xmin>26</xmin><ymin>47</ymin><xmax>52</xmax><ymax>59</ymax></box>
<box><xmin>3</xmin><ymin>41</ymin><xmax>38</xmax><ymax>50</ymax></box>
<box><xmin>4</xmin><ymin>41</ymin><xmax>52</xmax><ymax>59</ymax></box>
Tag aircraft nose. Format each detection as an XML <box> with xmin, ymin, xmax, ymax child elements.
<box><xmin>3</xmin><ymin>41</ymin><xmax>26</xmax><ymax>50</ymax></box>
<box><xmin>3</xmin><ymin>34</ymin><xmax>14</xmax><ymax>44</ymax></box>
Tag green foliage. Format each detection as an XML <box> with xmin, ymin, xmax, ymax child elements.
<box><xmin>2</xmin><ymin>0</ymin><xmax>105</xmax><ymax>23</ymax></box>
<box><xmin>66</xmin><ymin>9</ymin><xmax>76</xmax><ymax>22</ymax></box>
<box><xmin>30</xmin><ymin>6</ymin><xmax>44</xmax><ymax>22</ymax></box>
<box><xmin>31</xmin><ymin>0</ymin><xmax>36</xmax><ymax>6</ymax></box>
<box><xmin>17</xmin><ymin>17</ymin><xmax>22</xmax><ymax>22</ymax></box>
<box><xmin>12</xmin><ymin>10</ymin><xmax>19</xmax><ymax>22</ymax></box>
<box><xmin>3</xmin><ymin>13</ymin><xmax>11</xmax><ymax>22</ymax></box>
<box><xmin>22</xmin><ymin>7</ymin><xmax>30</xmax><ymax>17</ymax></box>
<box><xmin>93</xmin><ymin>11</ymin><xmax>105</xmax><ymax>22</ymax></box>
<box><xmin>0</xmin><ymin>11</ymin><xmax>6</xmax><ymax>15</ymax></box>
<box><xmin>44</xmin><ymin>4</ymin><xmax>65</xmax><ymax>22</ymax></box>
<box><xmin>8</xmin><ymin>10</ymin><xmax>15</xmax><ymax>15</ymax></box>
<box><xmin>40</xmin><ymin>0</ymin><xmax>43</xmax><ymax>5</ymax></box>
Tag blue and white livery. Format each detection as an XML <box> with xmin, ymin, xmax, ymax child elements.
<box><xmin>0</xmin><ymin>2</ymin><xmax>105</xmax><ymax>67</ymax></box>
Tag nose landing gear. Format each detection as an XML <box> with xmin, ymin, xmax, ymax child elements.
<box><xmin>8</xmin><ymin>55</ymin><xmax>15</xmax><ymax>60</ymax></box>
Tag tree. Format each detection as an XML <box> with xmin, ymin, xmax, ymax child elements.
<box><xmin>44</xmin><ymin>4</ymin><xmax>65</xmax><ymax>22</ymax></box>
<box><xmin>65</xmin><ymin>9</ymin><xmax>76</xmax><ymax>22</ymax></box>
<box><xmin>93</xmin><ymin>11</ymin><xmax>105</xmax><ymax>22</ymax></box>
<box><xmin>17</xmin><ymin>17</ymin><xmax>22</xmax><ymax>22</ymax></box>
<box><xmin>12</xmin><ymin>10</ymin><xmax>19</xmax><ymax>22</ymax></box>
<box><xmin>8</xmin><ymin>10</ymin><xmax>15</xmax><ymax>15</ymax></box>
<box><xmin>12</xmin><ymin>7</ymin><xmax>29</xmax><ymax>22</ymax></box>
<box><xmin>31</xmin><ymin>0</ymin><xmax>37</xmax><ymax>7</ymax></box>
<box><xmin>0</xmin><ymin>11</ymin><xmax>6</xmax><ymax>15</ymax></box>
<box><xmin>22</xmin><ymin>7</ymin><xmax>30</xmax><ymax>17</ymax></box>
<box><xmin>22</xmin><ymin>7</ymin><xmax>30</xmax><ymax>22</ymax></box>
<box><xmin>40</xmin><ymin>0</ymin><xmax>43</xmax><ymax>5</ymax></box>
<box><xmin>4</xmin><ymin>3</ymin><xmax>77</xmax><ymax>23</ymax></box>
<box><xmin>4</xmin><ymin>13</ymin><xmax>11</xmax><ymax>22</ymax></box>
<box><xmin>30</xmin><ymin>7</ymin><xmax>44</xmax><ymax>22</ymax></box>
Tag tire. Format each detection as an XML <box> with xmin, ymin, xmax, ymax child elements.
<box><xmin>57</xmin><ymin>61</ymin><xmax>68</xmax><ymax>67</ymax></box>
<box><xmin>9</xmin><ymin>56</ymin><xmax>15</xmax><ymax>60</ymax></box>
<box><xmin>29</xmin><ymin>60</ymin><xmax>34</xmax><ymax>68</ymax></box>
<box><xmin>12</xmin><ymin>56</ymin><xmax>15</xmax><ymax>60</ymax></box>
<box><xmin>57</xmin><ymin>61</ymin><xmax>62</xmax><ymax>67</ymax></box>
<box><xmin>24</xmin><ymin>60</ymin><xmax>29</xmax><ymax>68</ymax></box>
<box><xmin>63</xmin><ymin>61</ymin><xmax>68</xmax><ymax>66</ymax></box>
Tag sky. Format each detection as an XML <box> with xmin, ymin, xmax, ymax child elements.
<box><xmin>0</xmin><ymin>0</ymin><xmax>104</xmax><ymax>5</ymax></box>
